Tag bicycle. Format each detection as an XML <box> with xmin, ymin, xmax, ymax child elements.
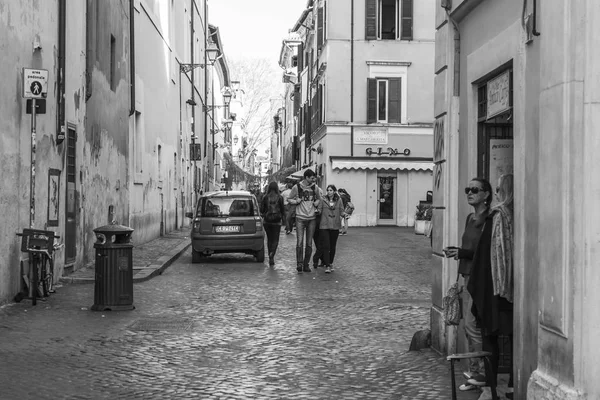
<box><xmin>16</xmin><ymin>229</ymin><xmax>62</xmax><ymax>306</ymax></box>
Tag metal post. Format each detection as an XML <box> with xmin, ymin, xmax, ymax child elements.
<box><xmin>30</xmin><ymin>98</ymin><xmax>37</xmax><ymax>228</ymax></box>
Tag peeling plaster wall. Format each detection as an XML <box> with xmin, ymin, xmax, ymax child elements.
<box><xmin>0</xmin><ymin>1</ymin><xmax>61</xmax><ymax>304</ymax></box>
<box><xmin>81</xmin><ymin>0</ymin><xmax>131</xmax><ymax>268</ymax></box>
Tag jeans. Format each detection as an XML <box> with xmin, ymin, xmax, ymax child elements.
<box><xmin>482</xmin><ymin>334</ymin><xmax>513</xmax><ymax>388</ymax></box>
<box><xmin>463</xmin><ymin>275</ymin><xmax>484</xmax><ymax>374</ymax></box>
<box><xmin>341</xmin><ymin>216</ymin><xmax>348</xmax><ymax>233</ymax></box>
<box><xmin>320</xmin><ymin>229</ymin><xmax>340</xmax><ymax>266</ymax></box>
<box><xmin>263</xmin><ymin>223</ymin><xmax>281</xmax><ymax>258</ymax></box>
<box><xmin>295</xmin><ymin>218</ymin><xmax>317</xmax><ymax>267</ymax></box>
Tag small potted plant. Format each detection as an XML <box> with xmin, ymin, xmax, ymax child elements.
<box><xmin>414</xmin><ymin>203</ymin><xmax>432</xmax><ymax>235</ymax></box>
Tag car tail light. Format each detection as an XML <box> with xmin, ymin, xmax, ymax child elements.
<box><xmin>255</xmin><ymin>216</ymin><xmax>263</xmax><ymax>231</ymax></box>
<box><xmin>193</xmin><ymin>220</ymin><xmax>201</xmax><ymax>232</ymax></box>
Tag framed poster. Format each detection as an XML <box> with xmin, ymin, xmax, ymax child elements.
<box><xmin>47</xmin><ymin>169</ymin><xmax>61</xmax><ymax>226</ymax></box>
<box><xmin>489</xmin><ymin>139</ymin><xmax>513</xmax><ymax>202</ymax></box>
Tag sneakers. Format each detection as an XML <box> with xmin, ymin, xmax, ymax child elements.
<box><xmin>269</xmin><ymin>257</ymin><xmax>275</xmax><ymax>266</ymax></box>
<box><xmin>467</xmin><ymin>373</ymin><xmax>487</xmax><ymax>387</ymax></box>
<box><xmin>285</xmin><ymin>230</ymin><xmax>291</xmax><ymax>235</ymax></box>
<box><xmin>325</xmin><ymin>265</ymin><xmax>332</xmax><ymax>273</ymax></box>
<box><xmin>302</xmin><ymin>266</ymin><xmax>312</xmax><ymax>272</ymax></box>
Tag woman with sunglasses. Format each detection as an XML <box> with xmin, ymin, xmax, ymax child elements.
<box><xmin>467</xmin><ymin>174</ymin><xmax>514</xmax><ymax>397</ymax></box>
<box><xmin>317</xmin><ymin>185</ymin><xmax>346</xmax><ymax>273</ymax></box>
<box><xmin>443</xmin><ymin>178</ymin><xmax>492</xmax><ymax>391</ymax></box>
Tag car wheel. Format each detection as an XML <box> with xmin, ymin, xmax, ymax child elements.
<box><xmin>191</xmin><ymin>249</ymin><xmax>205</xmax><ymax>263</ymax></box>
<box><xmin>255</xmin><ymin>247</ymin><xmax>265</xmax><ymax>263</ymax></box>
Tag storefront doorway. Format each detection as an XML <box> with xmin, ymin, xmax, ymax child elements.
<box><xmin>377</xmin><ymin>176</ymin><xmax>396</xmax><ymax>225</ymax></box>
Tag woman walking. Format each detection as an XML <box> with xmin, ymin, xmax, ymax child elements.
<box><xmin>317</xmin><ymin>185</ymin><xmax>346</xmax><ymax>273</ymax></box>
<box><xmin>443</xmin><ymin>177</ymin><xmax>492</xmax><ymax>391</ymax></box>
<box><xmin>467</xmin><ymin>174</ymin><xmax>514</xmax><ymax>397</ymax></box>
<box><xmin>260</xmin><ymin>181</ymin><xmax>285</xmax><ymax>266</ymax></box>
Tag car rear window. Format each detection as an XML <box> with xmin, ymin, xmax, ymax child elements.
<box><xmin>198</xmin><ymin>197</ymin><xmax>256</xmax><ymax>217</ymax></box>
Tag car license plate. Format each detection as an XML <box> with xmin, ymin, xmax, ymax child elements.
<box><xmin>215</xmin><ymin>225</ymin><xmax>240</xmax><ymax>233</ymax></box>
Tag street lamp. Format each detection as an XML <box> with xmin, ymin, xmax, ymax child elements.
<box><xmin>179</xmin><ymin>41</ymin><xmax>220</xmax><ymax>73</ymax></box>
<box><xmin>222</xmin><ymin>86</ymin><xmax>232</xmax><ymax>106</ymax></box>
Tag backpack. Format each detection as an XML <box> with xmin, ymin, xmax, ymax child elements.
<box><xmin>263</xmin><ymin>195</ymin><xmax>282</xmax><ymax>223</ymax></box>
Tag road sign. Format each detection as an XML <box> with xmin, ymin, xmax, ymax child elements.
<box><xmin>23</xmin><ymin>68</ymin><xmax>48</xmax><ymax>99</ymax></box>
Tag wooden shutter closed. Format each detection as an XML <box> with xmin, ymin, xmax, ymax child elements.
<box><xmin>294</xmin><ymin>84</ymin><xmax>301</xmax><ymax>115</ymax></box>
<box><xmin>367</xmin><ymin>78</ymin><xmax>377</xmax><ymax>124</ymax></box>
<box><xmin>317</xmin><ymin>7</ymin><xmax>324</xmax><ymax>50</ymax></box>
<box><xmin>401</xmin><ymin>0</ymin><xmax>413</xmax><ymax>40</ymax></box>
<box><xmin>297</xmin><ymin>44</ymin><xmax>304</xmax><ymax>72</ymax></box>
<box><xmin>387</xmin><ymin>78</ymin><xmax>401</xmax><ymax>123</ymax></box>
<box><xmin>365</xmin><ymin>0</ymin><xmax>377</xmax><ymax>40</ymax></box>
<box><xmin>298</xmin><ymin>105</ymin><xmax>304</xmax><ymax>136</ymax></box>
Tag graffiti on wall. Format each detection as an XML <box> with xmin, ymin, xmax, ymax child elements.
<box><xmin>433</xmin><ymin>116</ymin><xmax>445</xmax><ymax>163</ymax></box>
<box><xmin>433</xmin><ymin>163</ymin><xmax>443</xmax><ymax>192</ymax></box>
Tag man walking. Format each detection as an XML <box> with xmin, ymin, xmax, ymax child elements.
<box><xmin>288</xmin><ymin>169</ymin><xmax>321</xmax><ymax>273</ymax></box>
<box><xmin>281</xmin><ymin>182</ymin><xmax>294</xmax><ymax>234</ymax></box>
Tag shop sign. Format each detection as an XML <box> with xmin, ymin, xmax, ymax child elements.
<box><xmin>488</xmin><ymin>139</ymin><xmax>513</xmax><ymax>206</ymax></box>
<box><xmin>366</xmin><ymin>147</ymin><xmax>410</xmax><ymax>156</ymax></box>
<box><xmin>354</xmin><ymin>127</ymin><xmax>388</xmax><ymax>144</ymax></box>
<box><xmin>487</xmin><ymin>70</ymin><xmax>511</xmax><ymax>119</ymax></box>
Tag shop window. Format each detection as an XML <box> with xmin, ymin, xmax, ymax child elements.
<box><xmin>365</xmin><ymin>0</ymin><xmax>413</xmax><ymax>40</ymax></box>
<box><xmin>367</xmin><ymin>78</ymin><xmax>401</xmax><ymax>123</ymax></box>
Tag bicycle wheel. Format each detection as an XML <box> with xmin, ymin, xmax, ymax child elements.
<box><xmin>41</xmin><ymin>255</ymin><xmax>53</xmax><ymax>297</ymax></box>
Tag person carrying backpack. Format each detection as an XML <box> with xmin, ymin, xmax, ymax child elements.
<box><xmin>288</xmin><ymin>169</ymin><xmax>322</xmax><ymax>273</ymax></box>
<box><xmin>260</xmin><ymin>181</ymin><xmax>285</xmax><ymax>266</ymax></box>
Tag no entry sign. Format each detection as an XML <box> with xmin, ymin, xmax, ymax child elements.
<box><xmin>23</xmin><ymin>68</ymin><xmax>48</xmax><ymax>99</ymax></box>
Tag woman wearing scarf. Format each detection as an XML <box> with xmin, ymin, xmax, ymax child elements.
<box><xmin>467</xmin><ymin>174</ymin><xmax>514</xmax><ymax>397</ymax></box>
<box><xmin>317</xmin><ymin>185</ymin><xmax>346</xmax><ymax>273</ymax></box>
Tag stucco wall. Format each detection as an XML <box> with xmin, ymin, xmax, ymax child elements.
<box><xmin>0</xmin><ymin>1</ymin><xmax>61</xmax><ymax>304</ymax></box>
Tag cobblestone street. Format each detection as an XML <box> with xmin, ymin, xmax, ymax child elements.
<box><xmin>0</xmin><ymin>227</ymin><xmax>482</xmax><ymax>399</ymax></box>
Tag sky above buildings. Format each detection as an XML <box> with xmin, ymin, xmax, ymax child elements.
<box><xmin>208</xmin><ymin>0</ymin><xmax>308</xmax><ymax>61</ymax></box>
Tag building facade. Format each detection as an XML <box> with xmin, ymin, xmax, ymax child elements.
<box><xmin>281</xmin><ymin>0</ymin><xmax>435</xmax><ymax>227</ymax></box>
<box><xmin>0</xmin><ymin>0</ymin><xmax>228</xmax><ymax>305</ymax></box>
<box><xmin>432</xmin><ymin>0</ymin><xmax>600</xmax><ymax>398</ymax></box>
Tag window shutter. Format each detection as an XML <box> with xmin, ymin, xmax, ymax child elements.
<box><xmin>387</xmin><ymin>78</ymin><xmax>401</xmax><ymax>123</ymax></box>
<box><xmin>317</xmin><ymin>7</ymin><xmax>324</xmax><ymax>50</ymax></box>
<box><xmin>401</xmin><ymin>0</ymin><xmax>413</xmax><ymax>40</ymax></box>
<box><xmin>294</xmin><ymin>84</ymin><xmax>301</xmax><ymax>115</ymax></box>
<box><xmin>298</xmin><ymin>105</ymin><xmax>304</xmax><ymax>136</ymax></box>
<box><xmin>365</xmin><ymin>0</ymin><xmax>377</xmax><ymax>40</ymax></box>
<box><xmin>367</xmin><ymin>78</ymin><xmax>377</xmax><ymax>124</ymax></box>
<box><xmin>297</xmin><ymin>44</ymin><xmax>304</xmax><ymax>72</ymax></box>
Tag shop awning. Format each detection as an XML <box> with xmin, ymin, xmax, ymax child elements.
<box><xmin>331</xmin><ymin>160</ymin><xmax>433</xmax><ymax>171</ymax></box>
<box><xmin>287</xmin><ymin>166</ymin><xmax>315</xmax><ymax>180</ymax></box>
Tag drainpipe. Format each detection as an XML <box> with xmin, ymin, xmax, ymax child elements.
<box><xmin>446</xmin><ymin>9</ymin><xmax>460</xmax><ymax>96</ymax></box>
<box><xmin>57</xmin><ymin>0</ymin><xmax>66</xmax><ymax>145</ymax></box>
<box><xmin>350</xmin><ymin>0</ymin><xmax>354</xmax><ymax>156</ymax></box>
<box><xmin>129</xmin><ymin>0</ymin><xmax>136</xmax><ymax>116</ymax></box>
<box><xmin>203</xmin><ymin>0</ymin><xmax>209</xmax><ymax>193</ymax></box>
<box><xmin>191</xmin><ymin>0</ymin><xmax>197</xmax><ymax>201</ymax></box>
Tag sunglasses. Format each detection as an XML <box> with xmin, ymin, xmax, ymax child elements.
<box><xmin>464</xmin><ymin>187</ymin><xmax>484</xmax><ymax>195</ymax></box>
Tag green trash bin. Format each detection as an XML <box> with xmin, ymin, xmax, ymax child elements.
<box><xmin>91</xmin><ymin>223</ymin><xmax>135</xmax><ymax>311</ymax></box>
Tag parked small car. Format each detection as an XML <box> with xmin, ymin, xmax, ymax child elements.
<box><xmin>186</xmin><ymin>190</ymin><xmax>265</xmax><ymax>263</ymax></box>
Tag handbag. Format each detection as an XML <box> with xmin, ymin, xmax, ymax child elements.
<box><xmin>443</xmin><ymin>275</ymin><xmax>462</xmax><ymax>326</ymax></box>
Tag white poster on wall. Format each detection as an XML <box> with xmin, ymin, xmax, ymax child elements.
<box><xmin>489</xmin><ymin>139</ymin><xmax>513</xmax><ymax>204</ymax></box>
<box><xmin>354</xmin><ymin>127</ymin><xmax>388</xmax><ymax>144</ymax></box>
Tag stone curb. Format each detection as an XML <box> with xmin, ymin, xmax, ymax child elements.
<box><xmin>59</xmin><ymin>241</ymin><xmax>191</xmax><ymax>285</ymax></box>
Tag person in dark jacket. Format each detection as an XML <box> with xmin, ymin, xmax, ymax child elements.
<box><xmin>467</xmin><ymin>174</ymin><xmax>514</xmax><ymax>395</ymax></box>
<box><xmin>444</xmin><ymin>177</ymin><xmax>492</xmax><ymax>391</ymax></box>
<box><xmin>260</xmin><ymin>181</ymin><xmax>285</xmax><ymax>266</ymax></box>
